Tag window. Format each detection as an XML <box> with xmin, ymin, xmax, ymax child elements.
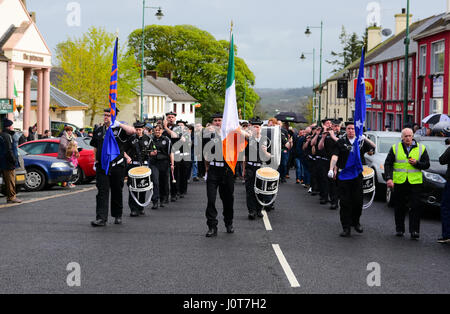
<box><xmin>45</xmin><ymin>143</ymin><xmax>59</xmax><ymax>154</ymax></box>
<box><xmin>377</xmin><ymin>112</ymin><xmax>383</xmax><ymax>131</ymax></box>
<box><xmin>396</xmin><ymin>114</ymin><xmax>402</xmax><ymax>131</ymax></box>
<box><xmin>190</xmin><ymin>104</ymin><xmax>194</xmax><ymax>114</ymax></box>
<box><xmin>386</xmin><ymin>113</ymin><xmax>394</xmax><ymax>130</ymax></box>
<box><xmin>377</xmin><ymin>65</ymin><xmax>383</xmax><ymax>100</ymax></box>
<box><xmin>367</xmin><ymin>112</ymin><xmax>372</xmax><ymax>130</ymax></box>
<box><xmin>386</xmin><ymin>63</ymin><xmax>392</xmax><ymax>100</ymax></box>
<box><xmin>20</xmin><ymin>142</ymin><xmax>48</xmax><ymax>155</ymax></box>
<box><xmin>173</xmin><ymin>103</ymin><xmax>177</xmax><ymax>113</ymax></box>
<box><xmin>431</xmin><ymin>98</ymin><xmax>443</xmax><ymax>114</ymax></box>
<box><xmin>393</xmin><ymin>61</ymin><xmax>398</xmax><ymax>100</ymax></box>
<box><xmin>151</xmin><ymin>97</ymin><xmax>155</xmax><ymax>114</ymax></box>
<box><xmin>419</xmin><ymin>45</ymin><xmax>427</xmax><ymax>75</ymax></box>
<box><xmin>143</xmin><ymin>97</ymin><xmax>149</xmax><ymax>115</ymax></box>
<box><xmin>431</xmin><ymin>40</ymin><xmax>445</xmax><ymax>74</ymax></box>
<box><xmin>408</xmin><ymin>58</ymin><xmax>413</xmax><ymax>99</ymax></box>
<box><xmin>399</xmin><ymin>60</ymin><xmax>404</xmax><ymax>100</ymax></box>
<box><xmin>420</xmin><ymin>99</ymin><xmax>425</xmax><ymax>125</ymax></box>
<box><xmin>182</xmin><ymin>103</ymin><xmax>185</xmax><ymax>113</ymax></box>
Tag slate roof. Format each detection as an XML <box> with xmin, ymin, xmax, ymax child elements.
<box><xmin>133</xmin><ymin>79</ymin><xmax>168</xmax><ymax>97</ymax></box>
<box><xmin>146</xmin><ymin>76</ymin><xmax>197</xmax><ymax>102</ymax></box>
<box><xmin>31</xmin><ymin>76</ymin><xmax>88</xmax><ymax>109</ymax></box>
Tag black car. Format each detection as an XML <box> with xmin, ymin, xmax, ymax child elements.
<box><xmin>415</xmin><ymin>136</ymin><xmax>448</xmax><ymax>209</ymax></box>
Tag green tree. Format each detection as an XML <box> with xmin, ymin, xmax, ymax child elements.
<box><xmin>55</xmin><ymin>27</ymin><xmax>139</xmax><ymax>126</ymax></box>
<box><xmin>127</xmin><ymin>25</ymin><xmax>259</xmax><ymax>123</ymax></box>
<box><xmin>327</xmin><ymin>26</ymin><xmax>365</xmax><ymax>73</ymax></box>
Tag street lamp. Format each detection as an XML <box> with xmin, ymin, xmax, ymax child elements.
<box><xmin>305</xmin><ymin>21</ymin><xmax>323</xmax><ymax>123</ymax></box>
<box><xmin>140</xmin><ymin>1</ymin><xmax>164</xmax><ymax>121</ymax></box>
<box><xmin>403</xmin><ymin>0</ymin><xmax>410</xmax><ymax>128</ymax></box>
<box><xmin>300</xmin><ymin>49</ymin><xmax>316</xmax><ymax>123</ymax></box>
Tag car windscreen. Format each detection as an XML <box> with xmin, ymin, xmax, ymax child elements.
<box><xmin>75</xmin><ymin>137</ymin><xmax>93</xmax><ymax>150</ymax></box>
<box><xmin>378</xmin><ymin>137</ymin><xmax>400</xmax><ymax>154</ymax></box>
<box><xmin>418</xmin><ymin>140</ymin><xmax>446</xmax><ymax>162</ymax></box>
<box><xmin>18</xmin><ymin>148</ymin><xmax>28</xmax><ymax>156</ymax></box>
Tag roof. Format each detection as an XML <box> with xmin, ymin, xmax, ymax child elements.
<box><xmin>414</xmin><ymin>14</ymin><xmax>450</xmax><ymax>40</ymax></box>
<box><xmin>133</xmin><ymin>78</ymin><xmax>167</xmax><ymax>97</ymax></box>
<box><xmin>0</xmin><ymin>24</ymin><xmax>17</xmax><ymax>50</ymax></box>
<box><xmin>146</xmin><ymin>76</ymin><xmax>197</xmax><ymax>102</ymax></box>
<box><xmin>31</xmin><ymin>76</ymin><xmax>88</xmax><ymax>109</ymax></box>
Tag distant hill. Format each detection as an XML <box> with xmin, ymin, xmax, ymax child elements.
<box><xmin>255</xmin><ymin>87</ymin><xmax>312</xmax><ymax>117</ymax></box>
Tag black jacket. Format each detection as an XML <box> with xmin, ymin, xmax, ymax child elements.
<box><xmin>0</xmin><ymin>130</ymin><xmax>18</xmax><ymax>170</ymax></box>
<box><xmin>439</xmin><ymin>146</ymin><xmax>450</xmax><ymax>180</ymax></box>
<box><xmin>384</xmin><ymin>140</ymin><xmax>430</xmax><ymax>182</ymax></box>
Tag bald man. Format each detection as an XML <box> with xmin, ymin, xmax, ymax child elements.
<box><xmin>384</xmin><ymin>128</ymin><xmax>430</xmax><ymax>240</ymax></box>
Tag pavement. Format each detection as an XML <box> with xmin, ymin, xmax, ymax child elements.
<box><xmin>0</xmin><ymin>174</ymin><xmax>449</xmax><ymax>294</ymax></box>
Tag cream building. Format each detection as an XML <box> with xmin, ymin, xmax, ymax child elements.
<box><xmin>0</xmin><ymin>0</ymin><xmax>51</xmax><ymax>133</ymax></box>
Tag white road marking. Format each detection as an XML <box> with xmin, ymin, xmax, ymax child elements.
<box><xmin>272</xmin><ymin>244</ymin><xmax>300</xmax><ymax>288</ymax></box>
<box><xmin>0</xmin><ymin>187</ymin><xmax>96</xmax><ymax>209</ymax></box>
<box><xmin>262</xmin><ymin>210</ymin><xmax>272</xmax><ymax>231</ymax></box>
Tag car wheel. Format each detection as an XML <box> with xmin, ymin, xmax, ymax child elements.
<box><xmin>70</xmin><ymin>166</ymin><xmax>84</xmax><ymax>185</ymax></box>
<box><xmin>25</xmin><ymin>168</ymin><xmax>46</xmax><ymax>192</ymax></box>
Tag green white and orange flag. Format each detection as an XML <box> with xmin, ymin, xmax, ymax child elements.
<box><xmin>13</xmin><ymin>83</ymin><xmax>18</xmax><ymax>112</ymax></box>
<box><xmin>221</xmin><ymin>29</ymin><xmax>247</xmax><ymax>174</ymax></box>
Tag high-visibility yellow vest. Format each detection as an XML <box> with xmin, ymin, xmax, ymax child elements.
<box><xmin>392</xmin><ymin>142</ymin><xmax>425</xmax><ymax>185</ymax></box>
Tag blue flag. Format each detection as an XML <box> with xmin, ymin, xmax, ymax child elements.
<box><xmin>101</xmin><ymin>38</ymin><xmax>120</xmax><ymax>175</ymax></box>
<box><xmin>339</xmin><ymin>48</ymin><xmax>366</xmax><ymax>181</ymax></box>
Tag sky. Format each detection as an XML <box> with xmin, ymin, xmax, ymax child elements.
<box><xmin>26</xmin><ymin>0</ymin><xmax>448</xmax><ymax>89</ymax></box>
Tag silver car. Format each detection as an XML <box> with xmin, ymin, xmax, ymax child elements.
<box><xmin>364</xmin><ymin>131</ymin><xmax>401</xmax><ymax>200</ymax></box>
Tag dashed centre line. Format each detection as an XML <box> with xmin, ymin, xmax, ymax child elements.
<box><xmin>272</xmin><ymin>244</ymin><xmax>301</xmax><ymax>288</ymax></box>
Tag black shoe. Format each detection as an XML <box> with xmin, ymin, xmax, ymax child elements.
<box><xmin>396</xmin><ymin>231</ymin><xmax>405</xmax><ymax>237</ymax></box>
<box><xmin>114</xmin><ymin>218</ymin><xmax>122</xmax><ymax>225</ymax></box>
<box><xmin>91</xmin><ymin>219</ymin><xmax>106</xmax><ymax>227</ymax></box>
<box><xmin>257</xmin><ymin>211</ymin><xmax>264</xmax><ymax>218</ymax></box>
<box><xmin>139</xmin><ymin>211</ymin><xmax>146</xmax><ymax>216</ymax></box>
<box><xmin>152</xmin><ymin>203</ymin><xmax>158</xmax><ymax>210</ymax></box>
<box><xmin>354</xmin><ymin>224</ymin><xmax>363</xmax><ymax>234</ymax></box>
<box><xmin>171</xmin><ymin>196</ymin><xmax>177</xmax><ymax>202</ymax></box>
<box><xmin>206</xmin><ymin>227</ymin><xmax>218</xmax><ymax>238</ymax></box>
<box><xmin>329</xmin><ymin>204</ymin><xmax>338</xmax><ymax>210</ymax></box>
<box><xmin>164</xmin><ymin>199</ymin><xmax>169</xmax><ymax>204</ymax></box>
<box><xmin>411</xmin><ymin>232</ymin><xmax>420</xmax><ymax>240</ymax></box>
<box><xmin>130</xmin><ymin>211</ymin><xmax>139</xmax><ymax>217</ymax></box>
<box><xmin>340</xmin><ymin>228</ymin><xmax>351</xmax><ymax>237</ymax></box>
<box><xmin>226</xmin><ymin>225</ymin><xmax>234</xmax><ymax>234</ymax></box>
<box><xmin>179</xmin><ymin>194</ymin><xmax>185</xmax><ymax>199</ymax></box>
<box><xmin>160</xmin><ymin>202</ymin><xmax>165</xmax><ymax>208</ymax></box>
<box><xmin>248</xmin><ymin>212</ymin><xmax>256</xmax><ymax>220</ymax></box>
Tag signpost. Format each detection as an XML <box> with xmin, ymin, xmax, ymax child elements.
<box><xmin>0</xmin><ymin>99</ymin><xmax>13</xmax><ymax>114</ymax></box>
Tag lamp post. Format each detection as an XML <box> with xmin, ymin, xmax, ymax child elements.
<box><xmin>140</xmin><ymin>1</ymin><xmax>164</xmax><ymax>120</ymax></box>
<box><xmin>403</xmin><ymin>0</ymin><xmax>410</xmax><ymax>128</ymax></box>
<box><xmin>305</xmin><ymin>21</ymin><xmax>323</xmax><ymax>123</ymax></box>
<box><xmin>300</xmin><ymin>49</ymin><xmax>316</xmax><ymax>123</ymax></box>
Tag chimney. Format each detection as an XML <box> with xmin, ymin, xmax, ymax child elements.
<box><xmin>30</xmin><ymin>12</ymin><xmax>36</xmax><ymax>23</ymax></box>
<box><xmin>395</xmin><ymin>8</ymin><xmax>412</xmax><ymax>35</ymax></box>
<box><xmin>164</xmin><ymin>72</ymin><xmax>173</xmax><ymax>81</ymax></box>
<box><xmin>367</xmin><ymin>26</ymin><xmax>382</xmax><ymax>51</ymax></box>
<box><xmin>146</xmin><ymin>70</ymin><xmax>158</xmax><ymax>79</ymax></box>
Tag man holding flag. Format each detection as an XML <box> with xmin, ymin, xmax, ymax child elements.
<box><xmin>204</xmin><ymin>25</ymin><xmax>246</xmax><ymax>238</ymax></box>
<box><xmin>90</xmin><ymin>38</ymin><xmax>136</xmax><ymax>227</ymax></box>
<box><xmin>328</xmin><ymin>49</ymin><xmax>375</xmax><ymax>237</ymax></box>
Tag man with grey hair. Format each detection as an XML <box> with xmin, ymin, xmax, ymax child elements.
<box><xmin>384</xmin><ymin>128</ymin><xmax>430</xmax><ymax>240</ymax></box>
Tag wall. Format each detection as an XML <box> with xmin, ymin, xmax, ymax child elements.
<box><xmin>0</xmin><ymin>61</ymin><xmax>7</xmax><ymax>98</ymax></box>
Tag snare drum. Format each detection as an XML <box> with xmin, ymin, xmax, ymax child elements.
<box><xmin>255</xmin><ymin>167</ymin><xmax>280</xmax><ymax>206</ymax></box>
<box><xmin>128</xmin><ymin>166</ymin><xmax>153</xmax><ymax>193</ymax></box>
<box><xmin>362</xmin><ymin>166</ymin><xmax>375</xmax><ymax>194</ymax></box>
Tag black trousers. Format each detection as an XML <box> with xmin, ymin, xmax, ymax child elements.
<box><xmin>149</xmin><ymin>164</ymin><xmax>159</xmax><ymax>203</ymax></box>
<box><xmin>155</xmin><ymin>159</ymin><xmax>170</xmax><ymax>202</ymax></box>
<box><xmin>205</xmin><ymin>166</ymin><xmax>235</xmax><ymax>228</ymax></box>
<box><xmin>318</xmin><ymin>159</ymin><xmax>330</xmax><ymax>201</ymax></box>
<box><xmin>96</xmin><ymin>165</ymin><xmax>126</xmax><ymax>221</ymax></box>
<box><xmin>307</xmin><ymin>158</ymin><xmax>319</xmax><ymax>193</ymax></box>
<box><xmin>393</xmin><ymin>182</ymin><xmax>422</xmax><ymax>233</ymax></box>
<box><xmin>329</xmin><ymin>178</ymin><xmax>338</xmax><ymax>206</ymax></box>
<box><xmin>175</xmin><ymin>160</ymin><xmax>191</xmax><ymax>195</ymax></box>
<box><xmin>245</xmin><ymin>165</ymin><xmax>263</xmax><ymax>213</ymax></box>
<box><xmin>338</xmin><ymin>175</ymin><xmax>363</xmax><ymax>229</ymax></box>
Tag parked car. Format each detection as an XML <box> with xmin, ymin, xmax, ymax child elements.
<box><xmin>19</xmin><ymin>148</ymin><xmax>76</xmax><ymax>192</ymax></box>
<box><xmin>414</xmin><ymin>136</ymin><xmax>448</xmax><ymax>209</ymax></box>
<box><xmin>0</xmin><ymin>152</ymin><xmax>27</xmax><ymax>195</ymax></box>
<box><xmin>19</xmin><ymin>138</ymin><xmax>96</xmax><ymax>184</ymax></box>
<box><xmin>50</xmin><ymin>121</ymin><xmax>82</xmax><ymax>137</ymax></box>
<box><xmin>364</xmin><ymin>131</ymin><xmax>401</xmax><ymax>200</ymax></box>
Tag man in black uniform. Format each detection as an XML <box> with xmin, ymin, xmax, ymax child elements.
<box><xmin>163</xmin><ymin>112</ymin><xmax>181</xmax><ymax>202</ymax></box>
<box><xmin>127</xmin><ymin>121</ymin><xmax>157</xmax><ymax>216</ymax></box>
<box><xmin>204</xmin><ymin>113</ymin><xmax>236</xmax><ymax>237</ymax></box>
<box><xmin>151</xmin><ymin>124</ymin><xmax>174</xmax><ymax>208</ymax></box>
<box><xmin>90</xmin><ymin>108</ymin><xmax>136</xmax><ymax>227</ymax></box>
<box><xmin>328</xmin><ymin>122</ymin><xmax>375</xmax><ymax>237</ymax></box>
<box><xmin>243</xmin><ymin>117</ymin><xmax>271</xmax><ymax>220</ymax></box>
<box><xmin>303</xmin><ymin>126</ymin><xmax>319</xmax><ymax>195</ymax></box>
<box><xmin>172</xmin><ymin>120</ymin><xmax>192</xmax><ymax>198</ymax></box>
<box><xmin>316</xmin><ymin>119</ymin><xmax>333</xmax><ymax>205</ymax></box>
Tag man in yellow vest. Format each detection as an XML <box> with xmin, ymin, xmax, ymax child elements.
<box><xmin>384</xmin><ymin>128</ymin><xmax>430</xmax><ymax>239</ymax></box>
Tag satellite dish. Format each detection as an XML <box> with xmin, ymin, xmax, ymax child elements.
<box><xmin>382</xmin><ymin>28</ymin><xmax>392</xmax><ymax>37</ymax></box>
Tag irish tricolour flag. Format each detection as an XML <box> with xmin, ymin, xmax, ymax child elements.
<box><xmin>221</xmin><ymin>31</ymin><xmax>247</xmax><ymax>174</ymax></box>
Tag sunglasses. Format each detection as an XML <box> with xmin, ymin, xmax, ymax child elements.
<box><xmin>104</xmin><ymin>114</ymin><xmax>111</xmax><ymax>117</ymax></box>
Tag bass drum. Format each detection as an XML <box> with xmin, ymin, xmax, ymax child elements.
<box><xmin>261</xmin><ymin>126</ymin><xmax>281</xmax><ymax>170</ymax></box>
